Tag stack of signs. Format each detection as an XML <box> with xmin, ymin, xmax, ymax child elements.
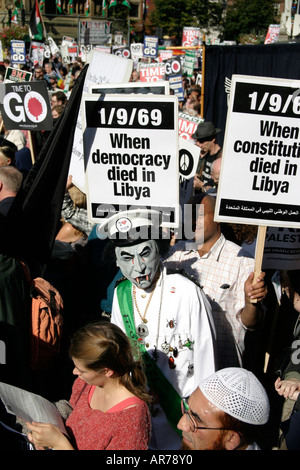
<box><xmin>215</xmin><ymin>74</ymin><xmax>300</xmax><ymax>269</ymax></box>
<box><xmin>81</xmin><ymin>94</ymin><xmax>179</xmax><ymax>229</ymax></box>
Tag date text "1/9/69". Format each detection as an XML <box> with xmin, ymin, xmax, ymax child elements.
<box><xmin>98</xmin><ymin>107</ymin><xmax>163</xmax><ymax>126</ymax></box>
<box><xmin>249</xmin><ymin>91</ymin><xmax>300</xmax><ymax>114</ymax></box>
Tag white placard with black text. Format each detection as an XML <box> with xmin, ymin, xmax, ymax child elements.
<box><xmin>215</xmin><ymin>75</ymin><xmax>300</xmax><ymax>228</ymax></box>
<box><xmin>82</xmin><ymin>94</ymin><xmax>179</xmax><ymax>227</ymax></box>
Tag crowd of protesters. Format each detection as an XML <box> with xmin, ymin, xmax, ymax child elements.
<box><xmin>0</xmin><ymin>51</ymin><xmax>299</xmax><ymax>452</ymax></box>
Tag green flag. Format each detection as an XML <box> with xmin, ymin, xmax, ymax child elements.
<box><xmin>102</xmin><ymin>0</ymin><xmax>106</xmax><ymax>17</ymax></box>
<box><xmin>85</xmin><ymin>0</ymin><xmax>90</xmax><ymax>16</ymax></box>
<box><xmin>29</xmin><ymin>0</ymin><xmax>44</xmax><ymax>41</ymax></box>
<box><xmin>109</xmin><ymin>0</ymin><xmax>117</xmax><ymax>7</ymax></box>
<box><xmin>56</xmin><ymin>0</ymin><xmax>62</xmax><ymax>13</ymax></box>
<box><xmin>122</xmin><ymin>0</ymin><xmax>131</xmax><ymax>7</ymax></box>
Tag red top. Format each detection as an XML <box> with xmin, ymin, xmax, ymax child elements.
<box><xmin>65</xmin><ymin>378</ymin><xmax>151</xmax><ymax>450</ymax></box>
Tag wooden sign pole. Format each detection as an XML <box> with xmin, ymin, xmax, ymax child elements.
<box><xmin>251</xmin><ymin>225</ymin><xmax>267</xmax><ymax>303</ymax></box>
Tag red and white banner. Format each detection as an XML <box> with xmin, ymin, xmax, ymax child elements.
<box><xmin>139</xmin><ymin>63</ymin><xmax>165</xmax><ymax>82</ymax></box>
<box><xmin>182</xmin><ymin>27</ymin><xmax>200</xmax><ymax>47</ymax></box>
<box><xmin>264</xmin><ymin>24</ymin><xmax>281</xmax><ymax>44</ymax></box>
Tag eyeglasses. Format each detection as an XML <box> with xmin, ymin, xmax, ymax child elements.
<box><xmin>181</xmin><ymin>397</ymin><xmax>236</xmax><ymax>434</ymax></box>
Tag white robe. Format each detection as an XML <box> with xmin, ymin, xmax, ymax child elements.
<box><xmin>111</xmin><ymin>266</ymin><xmax>217</xmax><ymax>450</ymax></box>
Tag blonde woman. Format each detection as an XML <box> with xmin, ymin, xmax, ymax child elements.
<box><xmin>27</xmin><ymin>322</ymin><xmax>151</xmax><ymax>450</ymax></box>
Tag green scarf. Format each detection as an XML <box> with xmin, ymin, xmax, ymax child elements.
<box><xmin>116</xmin><ymin>278</ymin><xmax>182</xmax><ymax>435</ymax></box>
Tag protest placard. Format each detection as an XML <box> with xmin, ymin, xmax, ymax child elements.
<box><xmin>178</xmin><ymin>136</ymin><xmax>199</xmax><ymax>208</ymax></box>
<box><xmin>169</xmin><ymin>75</ymin><xmax>185</xmax><ymax>101</ymax></box>
<box><xmin>82</xmin><ymin>94</ymin><xmax>179</xmax><ymax>228</ymax></box>
<box><xmin>5</xmin><ymin>66</ymin><xmax>32</xmax><ymax>83</ymax></box>
<box><xmin>90</xmin><ymin>81</ymin><xmax>170</xmax><ymax>95</ymax></box>
<box><xmin>183</xmin><ymin>50</ymin><xmax>196</xmax><ymax>77</ymax></box>
<box><xmin>130</xmin><ymin>43</ymin><xmax>144</xmax><ymax>59</ymax></box>
<box><xmin>10</xmin><ymin>40</ymin><xmax>26</xmax><ymax>65</ymax></box>
<box><xmin>263</xmin><ymin>226</ymin><xmax>300</xmax><ymax>270</ymax></box>
<box><xmin>178</xmin><ymin>112</ymin><xmax>204</xmax><ymax>141</ymax></box>
<box><xmin>139</xmin><ymin>63</ymin><xmax>165</xmax><ymax>82</ymax></box>
<box><xmin>182</xmin><ymin>27</ymin><xmax>200</xmax><ymax>47</ymax></box>
<box><xmin>0</xmin><ymin>81</ymin><xmax>52</xmax><ymax>131</ymax></box>
<box><xmin>215</xmin><ymin>75</ymin><xmax>300</xmax><ymax>229</ymax></box>
<box><xmin>78</xmin><ymin>20</ymin><xmax>112</xmax><ymax>45</ymax></box>
<box><xmin>143</xmin><ymin>36</ymin><xmax>158</xmax><ymax>58</ymax></box>
<box><xmin>68</xmin><ymin>51</ymin><xmax>133</xmax><ymax>192</ymax></box>
<box><xmin>29</xmin><ymin>42</ymin><xmax>44</xmax><ymax>67</ymax></box>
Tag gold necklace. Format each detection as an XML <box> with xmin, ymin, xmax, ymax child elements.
<box><xmin>132</xmin><ymin>282</ymin><xmax>157</xmax><ymax>324</ymax></box>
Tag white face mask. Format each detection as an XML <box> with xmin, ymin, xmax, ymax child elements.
<box><xmin>115</xmin><ymin>240</ymin><xmax>160</xmax><ymax>289</ymax></box>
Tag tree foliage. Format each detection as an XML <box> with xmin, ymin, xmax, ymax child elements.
<box><xmin>223</xmin><ymin>0</ymin><xmax>279</xmax><ymax>43</ymax></box>
<box><xmin>149</xmin><ymin>0</ymin><xmax>224</xmax><ymax>42</ymax></box>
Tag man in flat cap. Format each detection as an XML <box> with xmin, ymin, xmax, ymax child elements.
<box><xmin>97</xmin><ymin>209</ymin><xmax>217</xmax><ymax>450</ymax></box>
<box><xmin>192</xmin><ymin>121</ymin><xmax>222</xmax><ymax>194</ymax></box>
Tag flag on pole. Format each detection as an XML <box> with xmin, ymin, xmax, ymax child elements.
<box><xmin>11</xmin><ymin>8</ymin><xmax>19</xmax><ymax>23</ymax></box>
<box><xmin>109</xmin><ymin>0</ymin><xmax>117</xmax><ymax>7</ymax></box>
<box><xmin>29</xmin><ymin>0</ymin><xmax>44</xmax><ymax>41</ymax></box>
<box><xmin>39</xmin><ymin>0</ymin><xmax>44</xmax><ymax>12</ymax></box>
<box><xmin>69</xmin><ymin>0</ymin><xmax>74</xmax><ymax>14</ymax></box>
<box><xmin>1</xmin><ymin>66</ymin><xmax>88</xmax><ymax>277</ymax></box>
<box><xmin>56</xmin><ymin>0</ymin><xmax>62</xmax><ymax>13</ymax></box>
<box><xmin>122</xmin><ymin>0</ymin><xmax>131</xmax><ymax>7</ymax></box>
<box><xmin>14</xmin><ymin>0</ymin><xmax>23</xmax><ymax>9</ymax></box>
<box><xmin>85</xmin><ymin>0</ymin><xmax>90</xmax><ymax>16</ymax></box>
<box><xmin>143</xmin><ymin>0</ymin><xmax>149</xmax><ymax>19</ymax></box>
<box><xmin>102</xmin><ymin>0</ymin><xmax>107</xmax><ymax>17</ymax></box>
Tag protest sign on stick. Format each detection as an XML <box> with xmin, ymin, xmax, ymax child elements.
<box><xmin>68</xmin><ymin>51</ymin><xmax>133</xmax><ymax>192</ymax></box>
<box><xmin>215</xmin><ymin>74</ymin><xmax>300</xmax><ymax>300</ymax></box>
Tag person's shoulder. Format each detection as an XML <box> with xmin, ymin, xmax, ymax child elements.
<box><xmin>115</xmin><ymin>276</ymin><xmax>129</xmax><ymax>287</ymax></box>
<box><xmin>165</xmin><ymin>266</ymin><xmax>200</xmax><ymax>288</ymax></box>
<box><xmin>223</xmin><ymin>238</ymin><xmax>254</xmax><ymax>259</ymax></box>
<box><xmin>163</xmin><ymin>240</ymin><xmax>191</xmax><ymax>259</ymax></box>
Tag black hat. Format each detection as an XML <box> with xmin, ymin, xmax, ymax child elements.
<box><xmin>192</xmin><ymin>121</ymin><xmax>221</xmax><ymax>140</ymax></box>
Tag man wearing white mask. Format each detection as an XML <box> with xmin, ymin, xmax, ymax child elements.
<box><xmin>97</xmin><ymin>209</ymin><xmax>217</xmax><ymax>450</ymax></box>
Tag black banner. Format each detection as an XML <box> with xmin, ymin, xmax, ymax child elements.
<box><xmin>204</xmin><ymin>43</ymin><xmax>300</xmax><ymax>145</ymax></box>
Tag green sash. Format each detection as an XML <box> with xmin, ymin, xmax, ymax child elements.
<box><xmin>117</xmin><ymin>279</ymin><xmax>182</xmax><ymax>436</ymax></box>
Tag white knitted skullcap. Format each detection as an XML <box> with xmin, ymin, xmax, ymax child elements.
<box><xmin>199</xmin><ymin>368</ymin><xmax>270</xmax><ymax>425</ymax></box>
